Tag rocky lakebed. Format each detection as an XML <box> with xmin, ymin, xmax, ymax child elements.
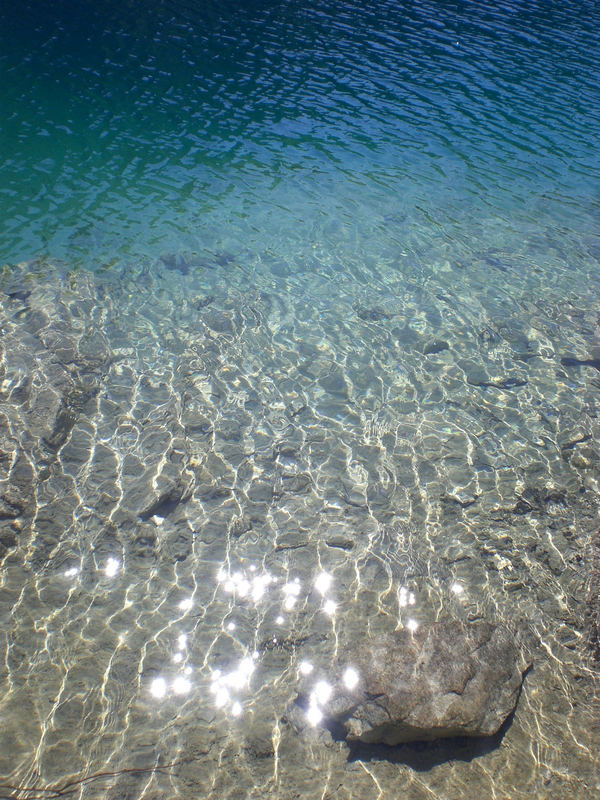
<box><xmin>0</xmin><ymin>251</ymin><xmax>599</xmax><ymax>799</ymax></box>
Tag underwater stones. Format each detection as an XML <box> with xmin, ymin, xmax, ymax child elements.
<box><xmin>163</xmin><ymin>527</ymin><xmax>194</xmax><ymax>562</ymax></box>
<box><xmin>588</xmin><ymin>529</ymin><xmax>600</xmax><ymax>661</ymax></box>
<box><xmin>0</xmin><ymin>487</ymin><xmax>26</xmax><ymax>520</ymax></box>
<box><xmin>318</xmin><ymin>370</ymin><xmax>349</xmax><ymax>397</ymax></box>
<box><xmin>324</xmin><ymin>535</ymin><xmax>354</xmax><ymax>550</ymax></box>
<box><xmin>561</xmin><ymin>355</ymin><xmax>600</xmax><ymax>373</ymax></box>
<box><xmin>321</xmin><ymin>620</ymin><xmax>532</xmax><ymax>745</ymax></box>
<box><xmin>278</xmin><ymin>472</ymin><xmax>313</xmax><ymax>495</ymax></box>
<box><xmin>461</xmin><ymin>359</ymin><xmax>528</xmax><ymax>390</ymax></box>
<box><xmin>138</xmin><ymin>476</ymin><xmax>193</xmax><ymax>521</ymax></box>
<box><xmin>423</xmin><ymin>339</ymin><xmax>450</xmax><ymax>355</ymax></box>
<box><xmin>0</xmin><ymin>527</ymin><xmax>18</xmax><ymax>556</ymax></box>
<box><xmin>202</xmin><ymin>307</ymin><xmax>236</xmax><ymax>335</ymax></box>
<box><xmin>160</xmin><ymin>251</ymin><xmax>190</xmax><ymax>274</ymax></box>
<box><xmin>77</xmin><ymin>330</ymin><xmax>113</xmax><ymax>372</ymax></box>
<box><xmin>353</xmin><ymin>301</ymin><xmax>393</xmax><ymax>322</ymax></box>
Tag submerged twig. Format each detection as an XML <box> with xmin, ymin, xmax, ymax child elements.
<box><xmin>0</xmin><ymin>760</ymin><xmax>183</xmax><ymax>800</ymax></box>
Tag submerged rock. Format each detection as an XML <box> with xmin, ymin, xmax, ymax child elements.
<box><xmin>423</xmin><ymin>339</ymin><xmax>450</xmax><ymax>355</ymax></box>
<box><xmin>322</xmin><ymin>620</ymin><xmax>532</xmax><ymax>745</ymax></box>
<box><xmin>353</xmin><ymin>301</ymin><xmax>394</xmax><ymax>322</ymax></box>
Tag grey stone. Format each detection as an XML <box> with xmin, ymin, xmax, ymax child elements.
<box><xmin>323</xmin><ymin>620</ymin><xmax>532</xmax><ymax>744</ymax></box>
<box><xmin>423</xmin><ymin>339</ymin><xmax>450</xmax><ymax>355</ymax></box>
<box><xmin>203</xmin><ymin>307</ymin><xmax>235</xmax><ymax>335</ymax></box>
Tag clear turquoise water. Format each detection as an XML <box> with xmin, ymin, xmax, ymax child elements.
<box><xmin>2</xmin><ymin>0</ymin><xmax>599</xmax><ymax>269</ymax></box>
<box><xmin>1</xmin><ymin>2</ymin><xmax>600</xmax><ymax>799</ymax></box>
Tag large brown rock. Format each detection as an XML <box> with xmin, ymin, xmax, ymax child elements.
<box><xmin>325</xmin><ymin>620</ymin><xmax>532</xmax><ymax>744</ymax></box>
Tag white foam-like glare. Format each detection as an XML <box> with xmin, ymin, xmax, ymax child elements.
<box><xmin>224</xmin><ymin>657</ymin><xmax>255</xmax><ymax>690</ymax></box>
<box><xmin>178</xmin><ymin>597</ymin><xmax>193</xmax><ymax>611</ymax></box>
<box><xmin>343</xmin><ymin>666</ymin><xmax>360</xmax><ymax>690</ymax></box>
<box><xmin>238</xmin><ymin>657</ymin><xmax>255</xmax><ymax>678</ymax></box>
<box><xmin>172</xmin><ymin>651</ymin><xmax>183</xmax><ymax>664</ymax></box>
<box><xmin>64</xmin><ymin>566</ymin><xmax>79</xmax><ymax>578</ymax></box>
<box><xmin>282</xmin><ymin>580</ymin><xmax>301</xmax><ymax>596</ymax></box>
<box><xmin>406</xmin><ymin>618</ymin><xmax>419</xmax><ymax>632</ymax></box>
<box><xmin>226</xmin><ymin>672</ymin><xmax>244</xmax><ymax>690</ymax></box>
<box><xmin>251</xmin><ymin>573</ymin><xmax>272</xmax><ymax>601</ymax></box>
<box><xmin>105</xmin><ymin>557</ymin><xmax>120</xmax><ymax>578</ymax></box>
<box><xmin>172</xmin><ymin>676</ymin><xmax>191</xmax><ymax>695</ymax></box>
<box><xmin>306</xmin><ymin>704</ymin><xmax>324</xmax><ymax>726</ymax></box>
<box><xmin>323</xmin><ymin>599</ymin><xmax>337</xmax><ymax>616</ymax></box>
<box><xmin>299</xmin><ymin>661</ymin><xmax>314</xmax><ymax>676</ymax></box>
<box><xmin>214</xmin><ymin>687</ymin><xmax>230</xmax><ymax>708</ymax></box>
<box><xmin>231</xmin><ymin>701</ymin><xmax>243</xmax><ymax>717</ymax></box>
<box><xmin>314</xmin><ymin>571</ymin><xmax>332</xmax><ymax>595</ymax></box>
<box><xmin>150</xmin><ymin>677</ymin><xmax>167</xmax><ymax>699</ymax></box>
<box><xmin>178</xmin><ymin>634</ymin><xmax>187</xmax><ymax>649</ymax></box>
<box><xmin>283</xmin><ymin>595</ymin><xmax>297</xmax><ymax>611</ymax></box>
<box><xmin>312</xmin><ymin>680</ymin><xmax>332</xmax><ymax>706</ymax></box>
<box><xmin>276</xmin><ymin>615</ymin><xmax>285</xmax><ymax>625</ymax></box>
<box><xmin>227</xmin><ymin>621</ymin><xmax>236</xmax><ymax>631</ymax></box>
<box><xmin>451</xmin><ymin>582</ymin><xmax>464</xmax><ymax>595</ymax></box>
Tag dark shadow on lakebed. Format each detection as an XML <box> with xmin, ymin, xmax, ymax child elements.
<box><xmin>342</xmin><ymin>711</ymin><xmax>514</xmax><ymax>770</ymax></box>
<box><xmin>324</xmin><ymin>668</ymin><xmax>530</xmax><ymax>771</ymax></box>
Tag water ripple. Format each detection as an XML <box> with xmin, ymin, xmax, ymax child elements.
<box><xmin>1</xmin><ymin>0</ymin><xmax>599</xmax><ymax>264</ymax></box>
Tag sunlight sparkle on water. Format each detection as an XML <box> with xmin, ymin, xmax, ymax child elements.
<box><xmin>306</xmin><ymin>704</ymin><xmax>323</xmax><ymax>726</ymax></box>
<box><xmin>104</xmin><ymin>557</ymin><xmax>120</xmax><ymax>578</ymax></box>
<box><xmin>231</xmin><ymin>701</ymin><xmax>243</xmax><ymax>717</ymax></box>
<box><xmin>173</xmin><ymin>676</ymin><xmax>192</xmax><ymax>695</ymax></box>
<box><xmin>399</xmin><ymin>586</ymin><xmax>416</xmax><ymax>608</ymax></box>
<box><xmin>63</xmin><ymin>566</ymin><xmax>79</xmax><ymax>578</ymax></box>
<box><xmin>323</xmin><ymin>599</ymin><xmax>337</xmax><ymax>616</ymax></box>
<box><xmin>282</xmin><ymin>579</ymin><xmax>301</xmax><ymax>597</ymax></box>
<box><xmin>314</xmin><ymin>571</ymin><xmax>332</xmax><ymax>595</ymax></box>
<box><xmin>150</xmin><ymin>677</ymin><xmax>167</xmax><ymax>699</ymax></box>
<box><xmin>342</xmin><ymin>667</ymin><xmax>360</xmax><ymax>690</ymax></box>
<box><xmin>312</xmin><ymin>680</ymin><xmax>332</xmax><ymax>706</ymax></box>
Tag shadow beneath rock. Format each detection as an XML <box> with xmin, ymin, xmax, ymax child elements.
<box><xmin>343</xmin><ymin>711</ymin><xmax>515</xmax><ymax>769</ymax></box>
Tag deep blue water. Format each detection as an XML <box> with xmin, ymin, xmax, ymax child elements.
<box><xmin>2</xmin><ymin>0</ymin><xmax>600</xmax><ymax>268</ymax></box>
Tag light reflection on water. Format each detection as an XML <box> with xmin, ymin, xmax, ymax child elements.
<box><xmin>0</xmin><ymin>0</ymin><xmax>599</xmax><ymax>796</ymax></box>
<box><xmin>141</xmin><ymin>560</ymin><xmax>444</xmax><ymax>732</ymax></box>
<box><xmin>1</xmin><ymin>245</ymin><xmax>598</xmax><ymax>797</ymax></box>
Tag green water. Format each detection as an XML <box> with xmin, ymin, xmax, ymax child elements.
<box><xmin>2</xmin><ymin>0</ymin><xmax>599</xmax><ymax>269</ymax></box>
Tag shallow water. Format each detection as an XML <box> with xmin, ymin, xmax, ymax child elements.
<box><xmin>1</xmin><ymin>1</ymin><xmax>599</xmax><ymax>798</ymax></box>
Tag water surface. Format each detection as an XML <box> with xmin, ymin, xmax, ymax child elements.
<box><xmin>0</xmin><ymin>1</ymin><xmax>599</xmax><ymax>798</ymax></box>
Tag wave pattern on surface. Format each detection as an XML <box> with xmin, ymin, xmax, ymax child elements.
<box><xmin>0</xmin><ymin>245</ymin><xmax>598</xmax><ymax>798</ymax></box>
